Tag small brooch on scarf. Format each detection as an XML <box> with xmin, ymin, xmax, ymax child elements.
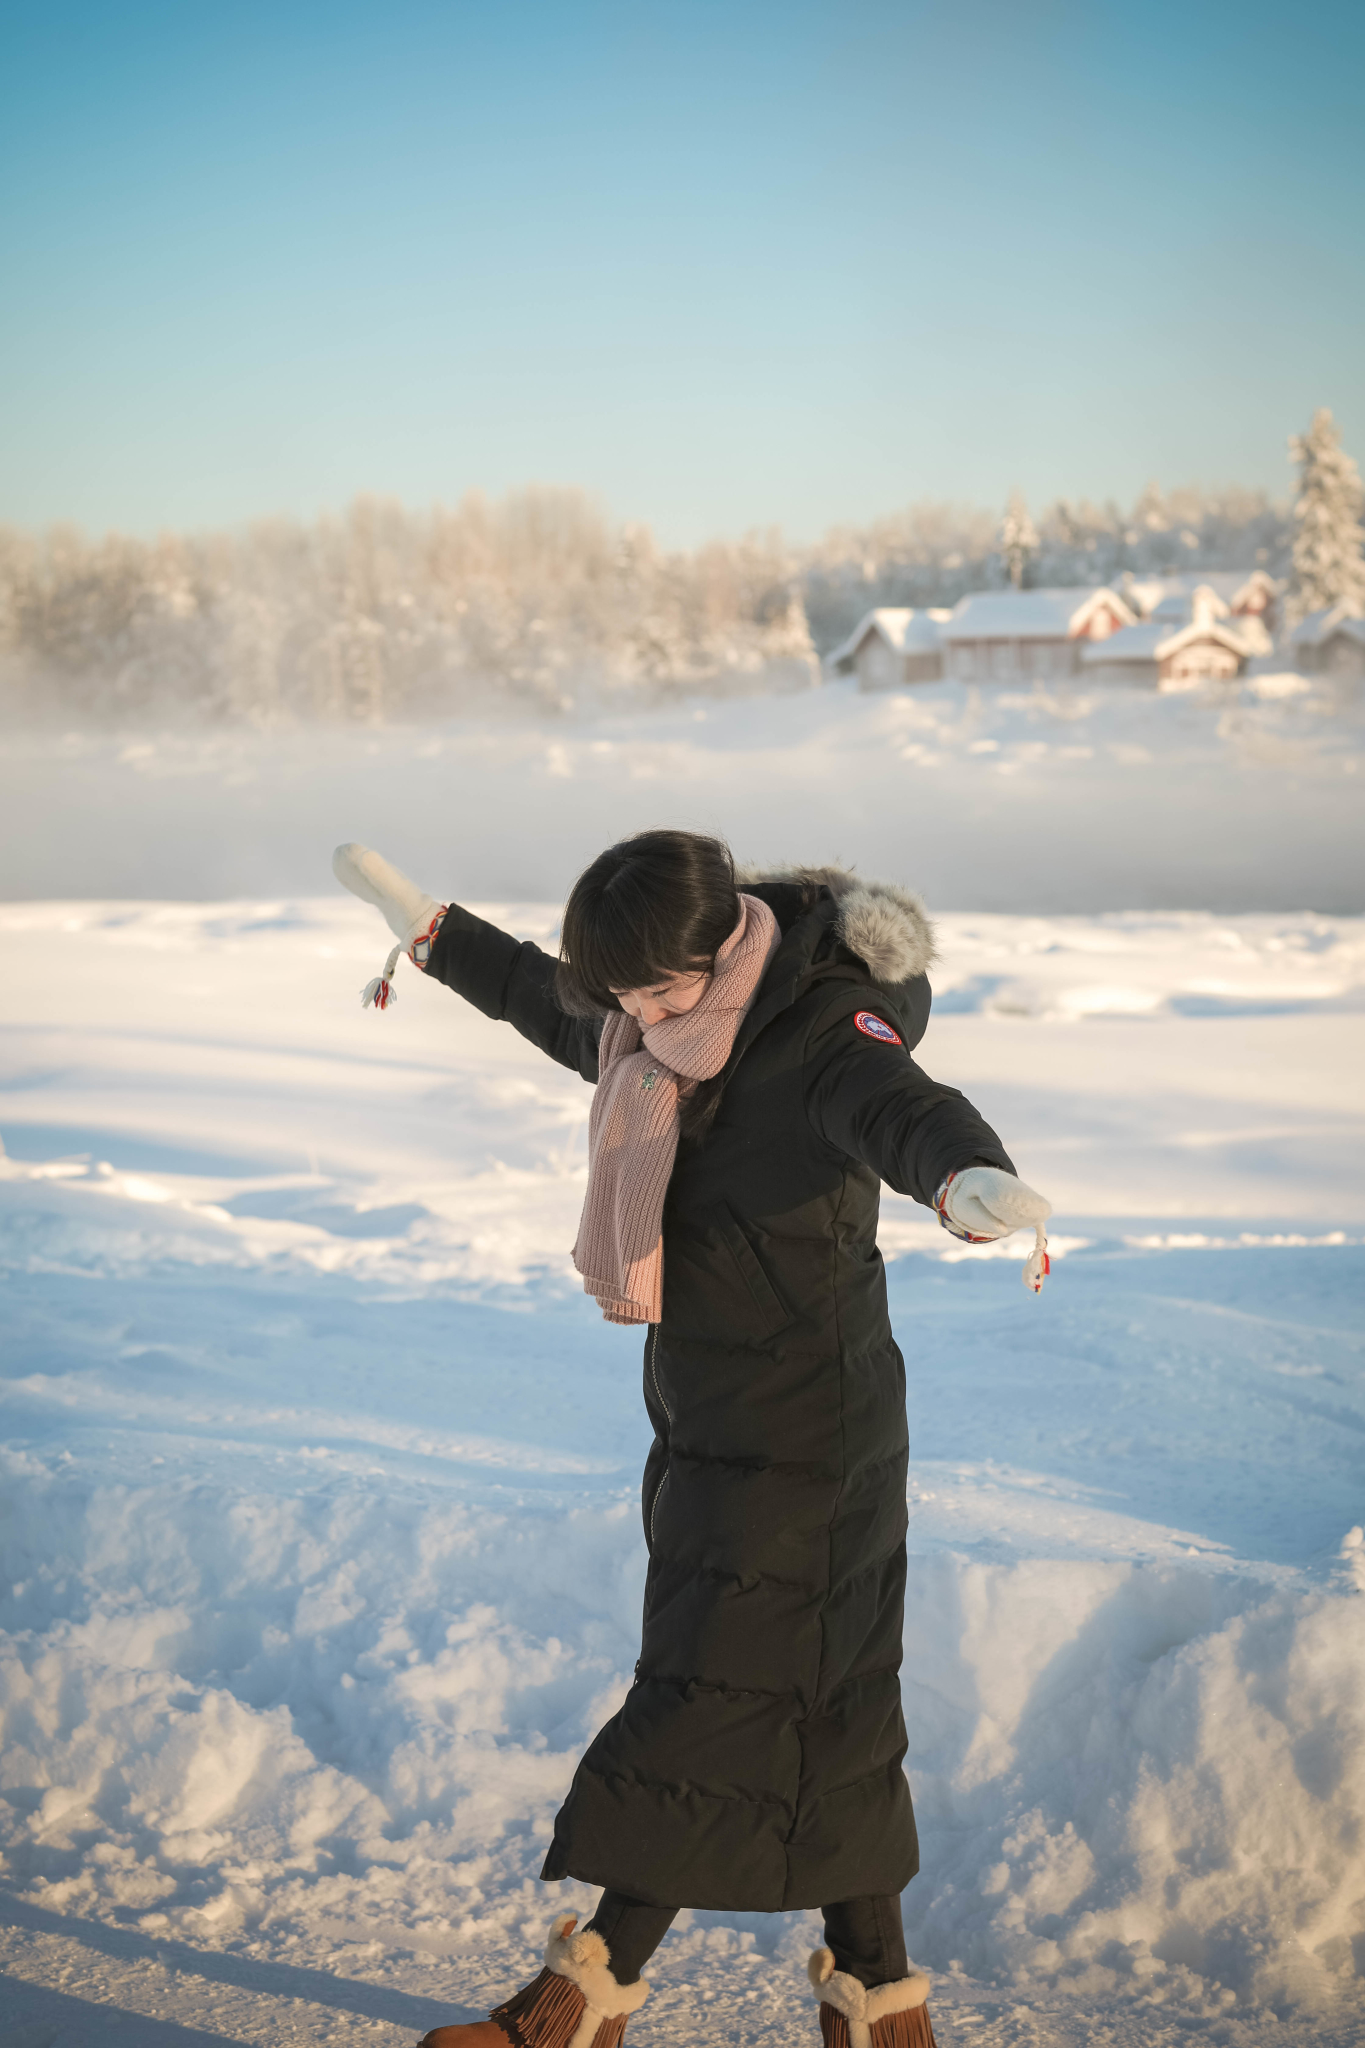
<box><xmin>641</xmin><ymin>1070</ymin><xmax>658</xmax><ymax>1092</ymax></box>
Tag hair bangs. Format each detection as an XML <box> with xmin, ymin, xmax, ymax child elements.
<box><xmin>554</xmin><ymin>829</ymin><xmax>740</xmax><ymax>1020</ymax></box>
<box><xmin>561</xmin><ymin>914</ymin><xmax>675</xmax><ymax>1015</ymax></box>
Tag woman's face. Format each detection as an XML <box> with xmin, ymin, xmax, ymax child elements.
<box><xmin>611</xmin><ymin>968</ymin><xmax>711</xmax><ymax>1028</ymax></box>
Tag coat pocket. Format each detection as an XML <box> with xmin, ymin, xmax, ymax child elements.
<box><xmin>708</xmin><ymin>1203</ymin><xmax>795</xmax><ymax>1340</ymax></box>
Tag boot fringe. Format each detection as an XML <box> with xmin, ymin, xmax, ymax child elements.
<box><xmin>492</xmin><ymin>1967</ymin><xmax>586</xmax><ymax>2047</ymax></box>
<box><xmin>488</xmin><ymin>1915</ymin><xmax>649</xmax><ymax>2048</ymax></box>
<box><xmin>490</xmin><ymin>1967</ymin><xmax>634</xmax><ymax>2048</ymax></box>
<box><xmin>818</xmin><ymin>2004</ymin><xmax>937</xmax><ymax>2048</ymax></box>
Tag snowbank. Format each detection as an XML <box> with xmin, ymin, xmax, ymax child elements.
<box><xmin>5</xmin><ymin>1464</ymin><xmax>1363</xmax><ymax>2030</ymax></box>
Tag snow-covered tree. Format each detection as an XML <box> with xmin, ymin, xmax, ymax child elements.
<box><xmin>1132</xmin><ymin>480</ymin><xmax>1170</xmax><ymax>534</ymax></box>
<box><xmin>1287</xmin><ymin>408</ymin><xmax>1365</xmax><ymax>624</ymax></box>
<box><xmin>998</xmin><ymin>493</ymin><xmax>1039</xmax><ymax>589</ymax></box>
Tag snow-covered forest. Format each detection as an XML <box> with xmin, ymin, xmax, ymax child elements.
<box><xmin>0</xmin><ymin>479</ymin><xmax>1307</xmax><ymax>724</ymax></box>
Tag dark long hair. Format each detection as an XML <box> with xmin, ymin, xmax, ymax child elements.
<box><xmin>556</xmin><ymin>829</ymin><xmax>742</xmax><ymax>1142</ymax></box>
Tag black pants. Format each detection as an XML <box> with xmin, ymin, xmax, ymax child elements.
<box><xmin>585</xmin><ymin>1888</ymin><xmax>909</xmax><ymax>1989</ymax></box>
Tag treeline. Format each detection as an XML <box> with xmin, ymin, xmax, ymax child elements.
<box><xmin>0</xmin><ymin>483</ymin><xmax>1290</xmax><ymax>724</ymax></box>
<box><xmin>0</xmin><ymin>494</ymin><xmax>814</xmax><ymax>723</ymax></box>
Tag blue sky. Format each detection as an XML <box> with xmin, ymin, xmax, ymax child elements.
<box><xmin>2</xmin><ymin>0</ymin><xmax>1362</xmax><ymax>543</ymax></box>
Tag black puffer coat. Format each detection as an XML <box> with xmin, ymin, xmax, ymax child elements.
<box><xmin>427</xmin><ymin>869</ymin><xmax>1014</xmax><ymax>1912</ymax></box>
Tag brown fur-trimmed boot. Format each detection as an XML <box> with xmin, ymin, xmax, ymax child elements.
<box><xmin>808</xmin><ymin>1946</ymin><xmax>938</xmax><ymax>2048</ymax></box>
<box><xmin>418</xmin><ymin>1913</ymin><xmax>650</xmax><ymax>2048</ymax></box>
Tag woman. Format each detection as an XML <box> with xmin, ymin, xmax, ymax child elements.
<box><xmin>333</xmin><ymin>832</ymin><xmax>1051</xmax><ymax>2048</ymax></box>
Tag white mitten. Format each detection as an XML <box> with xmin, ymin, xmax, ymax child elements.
<box><xmin>332</xmin><ymin>842</ymin><xmax>444</xmax><ymax>1010</ymax></box>
<box><xmin>937</xmin><ymin>1166</ymin><xmax>1053</xmax><ymax>1294</ymax></box>
<box><xmin>944</xmin><ymin>1166</ymin><xmax>1050</xmax><ymax>1239</ymax></box>
<box><xmin>333</xmin><ymin>843</ymin><xmax>440</xmax><ymax>947</ymax></box>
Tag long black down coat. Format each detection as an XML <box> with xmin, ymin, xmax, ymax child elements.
<box><xmin>426</xmin><ymin>867</ymin><xmax>1014</xmax><ymax>1912</ymax></box>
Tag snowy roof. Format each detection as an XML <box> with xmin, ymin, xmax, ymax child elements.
<box><xmin>1148</xmin><ymin>585</ymin><xmax>1231</xmax><ymax>625</ymax></box>
<box><xmin>1125</xmin><ymin>570</ymin><xmax>1279</xmax><ymax>619</ymax></box>
<box><xmin>1081</xmin><ymin>614</ymin><xmax>1251</xmax><ymax>664</ymax></box>
<box><xmin>1124</xmin><ymin>579</ymin><xmax>1168</xmax><ymax>617</ymax></box>
<box><xmin>827</xmin><ymin>607</ymin><xmax>947</xmax><ymax>667</ymax></box>
<box><xmin>941</xmin><ymin>586</ymin><xmax>1133</xmax><ymax>641</ymax></box>
<box><xmin>1157</xmin><ymin>613</ymin><xmax>1251</xmax><ymax>659</ymax></box>
<box><xmin>1142</xmin><ymin>586</ymin><xmax>1273</xmax><ymax>651</ymax></box>
<box><xmin>1079</xmin><ymin>622</ymin><xmax>1166</xmax><ymax>663</ymax></box>
<box><xmin>1226</xmin><ymin>569</ymin><xmax>1280</xmax><ymax>608</ymax></box>
<box><xmin>1288</xmin><ymin>602</ymin><xmax>1365</xmax><ymax>649</ymax></box>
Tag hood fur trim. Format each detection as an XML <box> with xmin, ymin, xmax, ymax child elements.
<box><xmin>737</xmin><ymin>863</ymin><xmax>935</xmax><ymax>985</ymax></box>
<box><xmin>547</xmin><ymin>1913</ymin><xmax>651</xmax><ymax>2025</ymax></box>
<box><xmin>807</xmin><ymin>1949</ymin><xmax>931</xmax><ymax>2048</ymax></box>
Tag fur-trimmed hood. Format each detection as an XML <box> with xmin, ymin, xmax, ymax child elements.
<box><xmin>737</xmin><ymin>862</ymin><xmax>936</xmax><ymax>987</ymax></box>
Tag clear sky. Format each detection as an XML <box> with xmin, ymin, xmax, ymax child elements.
<box><xmin>2</xmin><ymin>0</ymin><xmax>1362</xmax><ymax>545</ymax></box>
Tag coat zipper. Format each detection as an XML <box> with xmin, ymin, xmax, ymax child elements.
<box><xmin>647</xmin><ymin>1323</ymin><xmax>671</xmax><ymax>1548</ymax></box>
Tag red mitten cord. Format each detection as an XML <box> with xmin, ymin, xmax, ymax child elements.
<box><xmin>361</xmin><ymin>906</ymin><xmax>448</xmax><ymax>1010</ymax></box>
<box><xmin>933</xmin><ymin>1169</ymin><xmax>997</xmax><ymax>1244</ymax></box>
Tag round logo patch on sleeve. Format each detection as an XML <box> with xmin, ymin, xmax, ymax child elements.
<box><xmin>855</xmin><ymin>1011</ymin><xmax>904</xmax><ymax>1046</ymax></box>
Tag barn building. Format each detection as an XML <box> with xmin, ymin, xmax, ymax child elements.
<box><xmin>826</xmin><ymin>607</ymin><xmax>951</xmax><ymax>689</ymax></box>
<box><xmin>938</xmin><ymin>586</ymin><xmax>1135</xmax><ymax>682</ymax></box>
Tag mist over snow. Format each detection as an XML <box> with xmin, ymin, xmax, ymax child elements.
<box><xmin>2</xmin><ymin>675</ymin><xmax>1362</xmax><ymax>916</ymax></box>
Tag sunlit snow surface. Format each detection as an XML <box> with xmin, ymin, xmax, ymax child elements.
<box><xmin>2</xmin><ymin>896</ymin><xmax>1364</xmax><ymax>2048</ymax></box>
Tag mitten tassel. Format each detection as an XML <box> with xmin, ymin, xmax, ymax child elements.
<box><xmin>361</xmin><ymin>941</ymin><xmax>404</xmax><ymax>1011</ymax></box>
<box><xmin>1023</xmin><ymin>1223</ymin><xmax>1050</xmax><ymax>1294</ymax></box>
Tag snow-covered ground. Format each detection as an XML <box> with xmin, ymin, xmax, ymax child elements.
<box><xmin>2</xmin><ymin>889</ymin><xmax>1363</xmax><ymax>2047</ymax></box>
<box><xmin>2</xmin><ymin>672</ymin><xmax>1362</xmax><ymax>913</ymax></box>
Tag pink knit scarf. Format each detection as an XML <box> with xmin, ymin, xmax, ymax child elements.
<box><xmin>573</xmin><ymin>893</ymin><xmax>781</xmax><ymax>1324</ymax></box>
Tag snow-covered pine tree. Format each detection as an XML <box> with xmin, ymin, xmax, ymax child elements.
<box><xmin>999</xmin><ymin>492</ymin><xmax>1039</xmax><ymax>590</ymax></box>
<box><xmin>1287</xmin><ymin>409</ymin><xmax>1365</xmax><ymax>624</ymax></box>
